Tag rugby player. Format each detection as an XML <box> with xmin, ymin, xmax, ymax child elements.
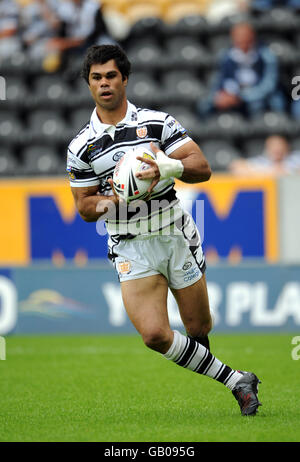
<box><xmin>67</xmin><ymin>44</ymin><xmax>261</xmax><ymax>416</ymax></box>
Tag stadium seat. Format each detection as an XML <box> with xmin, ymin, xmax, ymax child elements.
<box><xmin>68</xmin><ymin>79</ymin><xmax>94</xmax><ymax>109</ymax></box>
<box><xmin>290</xmin><ymin>137</ymin><xmax>300</xmax><ymax>152</ymax></box>
<box><xmin>205</xmin><ymin>112</ymin><xmax>247</xmax><ymax>138</ymax></box>
<box><xmin>127</xmin><ymin>39</ymin><xmax>163</xmax><ymax>70</ymax></box>
<box><xmin>212</xmin><ymin>13</ymin><xmax>253</xmax><ymax>34</ymax></box>
<box><xmin>101</xmin><ymin>0</ymin><xmax>128</xmax><ymax>14</ymax></box>
<box><xmin>163</xmin><ymin>1</ymin><xmax>207</xmax><ymax>23</ymax></box>
<box><xmin>21</xmin><ymin>145</ymin><xmax>62</xmax><ymax>176</ymax></box>
<box><xmin>207</xmin><ymin>35</ymin><xmax>231</xmax><ymax>60</ymax></box>
<box><xmin>159</xmin><ymin>104</ymin><xmax>203</xmax><ymax>140</ymax></box>
<box><xmin>265</xmin><ymin>38</ymin><xmax>298</xmax><ymax>66</ymax></box>
<box><xmin>126</xmin><ymin>72</ymin><xmax>163</xmax><ymax>108</ymax></box>
<box><xmin>30</xmin><ymin>75</ymin><xmax>71</xmax><ymax>108</ymax></box>
<box><xmin>1</xmin><ymin>77</ymin><xmax>28</xmax><ymax>110</ymax></box>
<box><xmin>0</xmin><ymin>51</ymin><xmax>29</xmax><ymax>75</ymax></box>
<box><xmin>165</xmin><ymin>14</ymin><xmax>208</xmax><ymax>38</ymax></box>
<box><xmin>125</xmin><ymin>2</ymin><xmax>163</xmax><ymax>24</ymax></box>
<box><xmin>164</xmin><ymin>37</ymin><xmax>212</xmax><ymax>69</ymax></box>
<box><xmin>0</xmin><ymin>111</ymin><xmax>24</xmax><ymax>145</ymax></box>
<box><xmin>249</xmin><ymin>111</ymin><xmax>295</xmax><ymax>137</ymax></box>
<box><xmin>160</xmin><ymin>70</ymin><xmax>206</xmax><ymax>106</ymax></box>
<box><xmin>242</xmin><ymin>138</ymin><xmax>266</xmax><ymax>158</ymax></box>
<box><xmin>255</xmin><ymin>8</ymin><xmax>300</xmax><ymax>34</ymax></box>
<box><xmin>26</xmin><ymin>109</ymin><xmax>68</xmax><ymax>145</ymax></box>
<box><xmin>201</xmin><ymin>139</ymin><xmax>241</xmax><ymax>171</ymax></box>
<box><xmin>69</xmin><ymin>108</ymin><xmax>93</xmax><ymax>133</ymax></box>
<box><xmin>128</xmin><ymin>15</ymin><xmax>165</xmax><ymax>40</ymax></box>
<box><xmin>0</xmin><ymin>147</ymin><xmax>18</xmax><ymax>176</ymax></box>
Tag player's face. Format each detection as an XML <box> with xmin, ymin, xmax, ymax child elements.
<box><xmin>88</xmin><ymin>60</ymin><xmax>128</xmax><ymax>111</ymax></box>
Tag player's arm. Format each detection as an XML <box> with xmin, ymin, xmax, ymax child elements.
<box><xmin>136</xmin><ymin>141</ymin><xmax>211</xmax><ymax>191</ymax></box>
<box><xmin>71</xmin><ymin>184</ymin><xmax>119</xmax><ymax>222</ymax></box>
<box><xmin>167</xmin><ymin>140</ymin><xmax>211</xmax><ymax>184</ymax></box>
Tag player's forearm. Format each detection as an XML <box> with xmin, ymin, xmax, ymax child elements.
<box><xmin>156</xmin><ymin>142</ymin><xmax>211</xmax><ymax>184</ymax></box>
<box><xmin>77</xmin><ymin>195</ymin><xmax>118</xmax><ymax>222</ymax></box>
<box><xmin>180</xmin><ymin>154</ymin><xmax>212</xmax><ymax>184</ymax></box>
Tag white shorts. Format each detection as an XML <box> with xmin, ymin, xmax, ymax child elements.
<box><xmin>108</xmin><ymin>214</ymin><xmax>206</xmax><ymax>289</ymax></box>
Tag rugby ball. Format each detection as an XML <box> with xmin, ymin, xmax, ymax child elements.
<box><xmin>113</xmin><ymin>146</ymin><xmax>155</xmax><ymax>203</ymax></box>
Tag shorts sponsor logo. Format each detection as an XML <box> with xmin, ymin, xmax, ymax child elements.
<box><xmin>182</xmin><ymin>262</ymin><xmax>192</xmax><ymax>271</ymax></box>
<box><xmin>183</xmin><ymin>267</ymin><xmax>200</xmax><ymax>282</ymax></box>
<box><xmin>118</xmin><ymin>260</ymin><xmax>132</xmax><ymax>275</ymax></box>
<box><xmin>136</xmin><ymin>126</ymin><xmax>148</xmax><ymax>138</ymax></box>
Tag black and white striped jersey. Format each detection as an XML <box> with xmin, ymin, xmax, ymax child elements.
<box><xmin>67</xmin><ymin>101</ymin><xmax>192</xmax><ymax>238</ymax></box>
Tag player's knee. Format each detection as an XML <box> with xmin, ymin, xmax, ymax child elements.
<box><xmin>142</xmin><ymin>328</ymin><xmax>172</xmax><ymax>353</ymax></box>
<box><xmin>188</xmin><ymin>316</ymin><xmax>212</xmax><ymax>338</ymax></box>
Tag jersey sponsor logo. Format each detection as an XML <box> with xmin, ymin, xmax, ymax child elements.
<box><xmin>117</xmin><ymin>260</ymin><xmax>132</xmax><ymax>275</ymax></box>
<box><xmin>88</xmin><ymin>144</ymin><xmax>98</xmax><ymax>152</ymax></box>
<box><xmin>88</xmin><ymin>143</ymin><xmax>102</xmax><ymax>159</ymax></box>
<box><xmin>136</xmin><ymin>126</ymin><xmax>148</xmax><ymax>138</ymax></box>
<box><xmin>113</xmin><ymin>151</ymin><xmax>125</xmax><ymax>162</ymax></box>
<box><xmin>182</xmin><ymin>262</ymin><xmax>192</xmax><ymax>271</ymax></box>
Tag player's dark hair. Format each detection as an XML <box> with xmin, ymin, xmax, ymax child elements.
<box><xmin>81</xmin><ymin>44</ymin><xmax>131</xmax><ymax>84</ymax></box>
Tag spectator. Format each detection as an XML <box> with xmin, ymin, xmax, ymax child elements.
<box><xmin>21</xmin><ymin>0</ymin><xmax>61</xmax><ymax>61</ymax></box>
<box><xmin>229</xmin><ymin>135</ymin><xmax>300</xmax><ymax>176</ymax></box>
<box><xmin>47</xmin><ymin>0</ymin><xmax>114</xmax><ymax>59</ymax></box>
<box><xmin>251</xmin><ymin>0</ymin><xmax>300</xmax><ymax>11</ymax></box>
<box><xmin>291</xmin><ymin>99</ymin><xmax>300</xmax><ymax>121</ymax></box>
<box><xmin>197</xmin><ymin>22</ymin><xmax>287</xmax><ymax>118</ymax></box>
<box><xmin>0</xmin><ymin>0</ymin><xmax>21</xmax><ymax>60</ymax></box>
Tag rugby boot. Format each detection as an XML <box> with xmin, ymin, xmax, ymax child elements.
<box><xmin>232</xmin><ymin>371</ymin><xmax>262</xmax><ymax>416</ymax></box>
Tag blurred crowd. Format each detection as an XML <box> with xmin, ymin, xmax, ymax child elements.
<box><xmin>229</xmin><ymin>134</ymin><xmax>300</xmax><ymax>176</ymax></box>
<box><xmin>1</xmin><ymin>0</ymin><xmax>300</xmax><ymax>177</ymax></box>
<box><xmin>0</xmin><ymin>0</ymin><xmax>114</xmax><ymax>69</ymax></box>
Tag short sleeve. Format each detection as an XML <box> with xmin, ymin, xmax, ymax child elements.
<box><xmin>160</xmin><ymin>115</ymin><xmax>192</xmax><ymax>156</ymax></box>
<box><xmin>67</xmin><ymin>148</ymin><xmax>100</xmax><ymax>188</ymax></box>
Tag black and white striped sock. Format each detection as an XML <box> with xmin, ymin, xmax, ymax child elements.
<box><xmin>164</xmin><ymin>330</ymin><xmax>242</xmax><ymax>390</ymax></box>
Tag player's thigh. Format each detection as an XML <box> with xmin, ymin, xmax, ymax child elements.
<box><xmin>121</xmin><ymin>274</ymin><xmax>172</xmax><ymax>347</ymax></box>
<box><xmin>171</xmin><ymin>274</ymin><xmax>212</xmax><ymax>337</ymax></box>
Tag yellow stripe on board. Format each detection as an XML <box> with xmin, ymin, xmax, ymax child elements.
<box><xmin>0</xmin><ymin>175</ymin><xmax>279</xmax><ymax>264</ymax></box>
<box><xmin>0</xmin><ymin>177</ymin><xmax>75</xmax><ymax>265</ymax></box>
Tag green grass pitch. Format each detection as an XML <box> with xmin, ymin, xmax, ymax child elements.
<box><xmin>1</xmin><ymin>333</ymin><xmax>299</xmax><ymax>442</ymax></box>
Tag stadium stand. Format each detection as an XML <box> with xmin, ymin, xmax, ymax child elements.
<box><xmin>20</xmin><ymin>144</ymin><xmax>63</xmax><ymax>175</ymax></box>
<box><xmin>0</xmin><ymin>0</ymin><xmax>299</xmax><ymax>175</ymax></box>
<box><xmin>0</xmin><ymin>146</ymin><xmax>18</xmax><ymax>176</ymax></box>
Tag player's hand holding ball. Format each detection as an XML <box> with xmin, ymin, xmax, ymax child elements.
<box><xmin>136</xmin><ymin>142</ymin><xmax>183</xmax><ymax>192</ymax></box>
<box><xmin>112</xmin><ymin>142</ymin><xmax>184</xmax><ymax>204</ymax></box>
<box><xmin>112</xmin><ymin>145</ymin><xmax>156</xmax><ymax>204</ymax></box>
